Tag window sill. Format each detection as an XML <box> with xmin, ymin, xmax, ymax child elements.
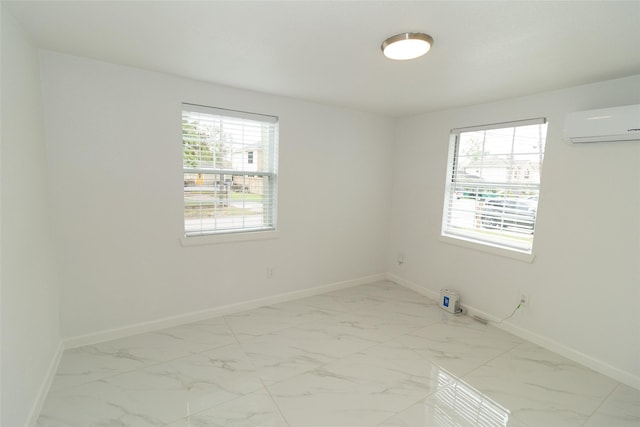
<box><xmin>181</xmin><ymin>230</ymin><xmax>279</xmax><ymax>246</ymax></box>
<box><xmin>439</xmin><ymin>234</ymin><xmax>535</xmax><ymax>263</ymax></box>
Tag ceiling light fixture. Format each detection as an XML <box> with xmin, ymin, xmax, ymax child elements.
<box><xmin>381</xmin><ymin>32</ymin><xmax>434</xmax><ymax>60</ymax></box>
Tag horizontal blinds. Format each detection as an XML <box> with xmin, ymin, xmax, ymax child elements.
<box><xmin>442</xmin><ymin>118</ymin><xmax>548</xmax><ymax>253</ymax></box>
<box><xmin>182</xmin><ymin>103</ymin><xmax>278</xmax><ymax>237</ymax></box>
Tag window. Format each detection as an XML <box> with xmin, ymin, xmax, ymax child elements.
<box><xmin>182</xmin><ymin>103</ymin><xmax>278</xmax><ymax>237</ymax></box>
<box><xmin>442</xmin><ymin>118</ymin><xmax>547</xmax><ymax>254</ymax></box>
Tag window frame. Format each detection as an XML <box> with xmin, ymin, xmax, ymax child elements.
<box><xmin>440</xmin><ymin>118</ymin><xmax>547</xmax><ymax>260</ymax></box>
<box><xmin>181</xmin><ymin>103</ymin><xmax>279</xmax><ymax>242</ymax></box>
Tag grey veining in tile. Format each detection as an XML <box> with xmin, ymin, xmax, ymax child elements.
<box><xmin>268</xmin><ymin>339</ymin><xmax>449</xmax><ymax>427</ymax></box>
<box><xmin>377</xmin><ymin>375</ymin><xmax>529</xmax><ymax>427</ymax></box>
<box><xmin>239</xmin><ymin>331</ymin><xmax>335</xmax><ymax>384</ymax></box>
<box><xmin>50</xmin><ymin>317</ymin><xmax>238</xmax><ymax>391</ymax></box>
<box><xmin>35</xmin><ymin>281</ymin><xmax>639</xmax><ymax>427</ymax></box>
<box><xmin>319</xmin><ymin>339</ymin><xmax>446</xmax><ymax>399</ymax></box>
<box><xmin>37</xmin><ymin>379</ymin><xmax>167</xmax><ymax>427</ymax></box>
<box><xmin>352</xmin><ymin>281</ymin><xmax>434</xmax><ymax>303</ymax></box>
<box><xmin>270</xmin><ymin>316</ymin><xmax>389</xmax><ymax>360</ymax></box>
<box><xmin>39</xmin><ymin>344</ymin><xmax>263</xmax><ymax>426</ymax></box>
<box><xmin>351</xmin><ymin>299</ymin><xmax>451</xmax><ymax>330</ymax></box>
<box><xmin>268</xmin><ymin>367</ymin><xmax>400</xmax><ymax>427</ymax></box>
<box><xmin>49</xmin><ymin>344</ymin><xmax>149</xmax><ymax>393</ymax></box>
<box><xmin>224</xmin><ymin>301</ymin><xmax>342</xmax><ymax>341</ymax></box>
<box><xmin>395</xmin><ymin>315</ymin><xmax>523</xmax><ymax>377</ymax></box>
<box><xmin>584</xmin><ymin>383</ymin><xmax>640</xmax><ymax>427</ymax></box>
<box><xmin>166</xmin><ymin>389</ymin><xmax>289</xmax><ymax>427</ymax></box>
<box><xmin>463</xmin><ymin>341</ymin><xmax>619</xmax><ymax>426</ymax></box>
<box><xmin>292</xmin><ymin>289</ymin><xmax>386</xmax><ymax>314</ymax></box>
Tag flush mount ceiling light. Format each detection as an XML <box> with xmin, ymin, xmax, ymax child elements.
<box><xmin>381</xmin><ymin>32</ymin><xmax>434</xmax><ymax>60</ymax></box>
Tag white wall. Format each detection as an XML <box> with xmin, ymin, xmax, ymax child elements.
<box><xmin>38</xmin><ymin>51</ymin><xmax>394</xmax><ymax>340</ymax></box>
<box><xmin>388</xmin><ymin>75</ymin><xmax>640</xmax><ymax>387</ymax></box>
<box><xmin>1</xmin><ymin>9</ymin><xmax>62</xmax><ymax>427</ymax></box>
<box><xmin>11</xmin><ymin>38</ymin><xmax>638</xmax><ymax>423</ymax></box>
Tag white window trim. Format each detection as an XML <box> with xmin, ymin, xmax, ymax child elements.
<box><xmin>180</xmin><ymin>229</ymin><xmax>279</xmax><ymax>246</ymax></box>
<box><xmin>182</xmin><ymin>103</ymin><xmax>278</xmax><ymax>241</ymax></box>
<box><xmin>439</xmin><ymin>235</ymin><xmax>535</xmax><ymax>263</ymax></box>
<box><xmin>441</xmin><ymin>117</ymin><xmax>547</xmax><ymax>258</ymax></box>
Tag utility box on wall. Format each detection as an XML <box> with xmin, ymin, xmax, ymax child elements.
<box><xmin>439</xmin><ymin>289</ymin><xmax>461</xmax><ymax>314</ymax></box>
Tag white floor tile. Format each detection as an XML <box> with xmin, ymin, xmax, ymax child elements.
<box><xmin>395</xmin><ymin>316</ymin><xmax>523</xmax><ymax>377</ymax></box>
<box><xmin>50</xmin><ymin>317</ymin><xmax>237</xmax><ymax>391</ymax></box>
<box><xmin>239</xmin><ymin>331</ymin><xmax>335</xmax><ymax>384</ymax></box>
<box><xmin>268</xmin><ymin>368</ymin><xmax>401</xmax><ymax>427</ymax></box>
<box><xmin>39</xmin><ymin>344</ymin><xmax>263</xmax><ymax>426</ymax></box>
<box><xmin>166</xmin><ymin>389</ymin><xmax>289</xmax><ymax>427</ymax></box>
<box><xmin>36</xmin><ymin>281</ymin><xmax>640</xmax><ymax>427</ymax></box>
<box><xmin>583</xmin><ymin>383</ymin><xmax>640</xmax><ymax>427</ymax></box>
<box><xmin>463</xmin><ymin>342</ymin><xmax>619</xmax><ymax>426</ymax></box>
<box><xmin>377</xmin><ymin>381</ymin><xmax>529</xmax><ymax>427</ymax></box>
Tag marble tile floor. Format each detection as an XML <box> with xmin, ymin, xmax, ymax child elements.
<box><xmin>36</xmin><ymin>281</ymin><xmax>640</xmax><ymax>427</ymax></box>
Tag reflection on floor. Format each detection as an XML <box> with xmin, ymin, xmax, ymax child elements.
<box><xmin>37</xmin><ymin>281</ymin><xmax>640</xmax><ymax>426</ymax></box>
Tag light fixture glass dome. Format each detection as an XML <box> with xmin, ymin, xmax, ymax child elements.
<box><xmin>381</xmin><ymin>32</ymin><xmax>433</xmax><ymax>60</ymax></box>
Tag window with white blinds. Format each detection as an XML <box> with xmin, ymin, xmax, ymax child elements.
<box><xmin>442</xmin><ymin>118</ymin><xmax>548</xmax><ymax>254</ymax></box>
<box><xmin>182</xmin><ymin>103</ymin><xmax>278</xmax><ymax>237</ymax></box>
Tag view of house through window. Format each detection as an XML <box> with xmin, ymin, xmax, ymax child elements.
<box><xmin>442</xmin><ymin>118</ymin><xmax>548</xmax><ymax>253</ymax></box>
<box><xmin>182</xmin><ymin>104</ymin><xmax>278</xmax><ymax>237</ymax></box>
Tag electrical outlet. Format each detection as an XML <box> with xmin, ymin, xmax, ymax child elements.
<box><xmin>266</xmin><ymin>267</ymin><xmax>274</xmax><ymax>279</ymax></box>
<box><xmin>519</xmin><ymin>293</ymin><xmax>529</xmax><ymax>306</ymax></box>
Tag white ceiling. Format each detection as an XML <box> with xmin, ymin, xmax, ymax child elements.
<box><xmin>5</xmin><ymin>1</ymin><xmax>640</xmax><ymax>116</ymax></box>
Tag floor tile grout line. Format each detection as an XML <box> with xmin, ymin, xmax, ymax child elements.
<box><xmin>50</xmin><ymin>314</ymin><xmax>250</xmax><ymax>393</ymax></box>
<box><xmin>372</xmin><ymin>388</ymin><xmax>439</xmax><ymax>427</ymax></box>
<box><xmin>160</xmin><ymin>382</ymin><xmax>273</xmax><ymax>426</ymax></box>
<box><xmin>246</xmin><ymin>291</ymin><xmax>456</xmax><ymax>425</ymax></box>
<box><xmin>44</xmin><ymin>285</ymin><xmax>499</xmax><ymax>397</ymax></box>
<box><xmin>223</xmin><ymin>305</ymin><xmax>368</xmax><ymax>343</ymax></box>
<box><xmin>227</xmin><ymin>293</ymin><xmax>427</xmax><ymax>391</ymax></box>
<box><xmin>458</xmin><ymin>340</ymin><xmax>526</xmax><ymax>382</ymax></box>
<box><xmin>579</xmin><ymin>381</ymin><xmax>622</xmax><ymax>426</ymax></box>
<box><xmin>262</xmin><ymin>379</ymin><xmax>294</xmax><ymax>427</ymax></box>
<box><xmin>48</xmin><ymin>338</ymin><xmax>243</xmax><ymax>394</ymax></box>
<box><xmin>264</xmin><ymin>291</ymin><xmax>445</xmax><ymax>377</ymax></box>
<box><xmin>56</xmin><ymin>281</ymin><xmax>409</xmax><ymax>388</ymax></box>
<box><xmin>147</xmin><ymin>315</ymin><xmax>286</xmax><ymax>426</ymax></box>
<box><xmin>237</xmin><ymin>326</ymin><xmax>398</xmax><ymax>391</ymax></box>
<box><xmin>223</xmin><ymin>293</ymin><xmax>412</xmax><ymax>344</ymax></box>
<box><xmin>222</xmin><ymin>314</ymin><xmax>243</xmax><ymax>346</ymax></box>
<box><xmin>240</xmin><ymin>295</ymin><xmax>432</xmax><ymax>371</ymax></box>
<box><xmin>39</xmin><ymin>281</ymin><xmax>638</xmax><ymax>426</ymax></box>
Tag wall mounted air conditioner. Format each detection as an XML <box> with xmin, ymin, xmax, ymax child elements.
<box><xmin>564</xmin><ymin>104</ymin><xmax>640</xmax><ymax>143</ymax></box>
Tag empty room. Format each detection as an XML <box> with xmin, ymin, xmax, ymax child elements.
<box><xmin>2</xmin><ymin>1</ymin><xmax>640</xmax><ymax>426</ymax></box>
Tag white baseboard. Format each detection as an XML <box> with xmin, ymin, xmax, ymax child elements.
<box><xmin>27</xmin><ymin>271</ymin><xmax>639</xmax><ymax>426</ymax></box>
<box><xmin>63</xmin><ymin>273</ymin><xmax>387</xmax><ymax>349</ymax></box>
<box><xmin>496</xmin><ymin>317</ymin><xmax>640</xmax><ymax>390</ymax></box>
<box><xmin>386</xmin><ymin>272</ymin><xmax>440</xmax><ymax>300</ymax></box>
<box><xmin>26</xmin><ymin>341</ymin><xmax>64</xmax><ymax>427</ymax></box>
<box><xmin>385</xmin><ymin>272</ymin><xmax>640</xmax><ymax>391</ymax></box>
